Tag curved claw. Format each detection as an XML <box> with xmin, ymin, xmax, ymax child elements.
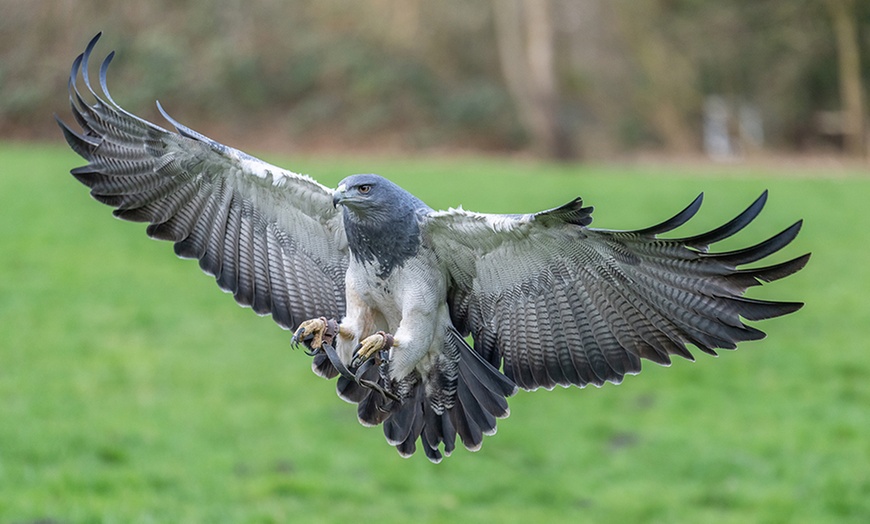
<box><xmin>291</xmin><ymin>317</ymin><xmax>338</xmax><ymax>353</ymax></box>
<box><xmin>297</xmin><ymin>324</ymin><xmax>400</xmax><ymax>403</ymax></box>
<box><xmin>351</xmin><ymin>331</ymin><xmax>394</xmax><ymax>368</ymax></box>
<box><xmin>320</xmin><ymin>342</ymin><xmax>401</xmax><ymax>402</ymax></box>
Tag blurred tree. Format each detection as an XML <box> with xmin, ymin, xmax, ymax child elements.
<box><xmin>826</xmin><ymin>0</ymin><xmax>866</xmax><ymax>157</ymax></box>
<box><xmin>612</xmin><ymin>0</ymin><xmax>699</xmax><ymax>153</ymax></box>
<box><xmin>492</xmin><ymin>0</ymin><xmax>574</xmax><ymax>158</ymax></box>
<box><xmin>1</xmin><ymin>0</ymin><xmax>867</xmax><ymax>158</ymax></box>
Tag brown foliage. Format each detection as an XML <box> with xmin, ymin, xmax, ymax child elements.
<box><xmin>1</xmin><ymin>0</ymin><xmax>866</xmax><ymax>158</ymax></box>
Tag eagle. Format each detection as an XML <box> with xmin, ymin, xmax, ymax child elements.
<box><xmin>58</xmin><ymin>34</ymin><xmax>808</xmax><ymax>462</ymax></box>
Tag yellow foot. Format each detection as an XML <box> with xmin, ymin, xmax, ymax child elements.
<box><xmin>292</xmin><ymin>317</ymin><xmax>337</xmax><ymax>352</ymax></box>
<box><xmin>351</xmin><ymin>331</ymin><xmax>395</xmax><ymax>368</ymax></box>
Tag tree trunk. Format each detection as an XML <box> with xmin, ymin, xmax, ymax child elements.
<box><xmin>492</xmin><ymin>0</ymin><xmax>574</xmax><ymax>159</ymax></box>
<box><xmin>827</xmin><ymin>0</ymin><xmax>866</xmax><ymax>157</ymax></box>
<box><xmin>612</xmin><ymin>1</ymin><xmax>699</xmax><ymax>154</ymax></box>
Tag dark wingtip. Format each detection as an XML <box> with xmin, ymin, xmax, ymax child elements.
<box><xmin>632</xmin><ymin>192</ymin><xmax>704</xmax><ymax>236</ymax></box>
<box><xmin>157</xmin><ymin>99</ymin><xmax>221</xmax><ymax>146</ymax></box>
<box><xmin>56</xmin><ymin>114</ymin><xmax>98</xmax><ymax>158</ymax></box>
<box><xmin>53</xmin><ymin>113</ymin><xmax>68</xmax><ymax>132</ymax></box>
<box><xmin>729</xmin><ymin>252</ymin><xmax>811</xmax><ymax>288</ymax></box>
<box><xmin>677</xmin><ymin>190</ymin><xmax>769</xmax><ymax>248</ymax></box>
<box><xmin>68</xmin><ymin>53</ymin><xmax>84</xmax><ymax>87</ymax></box>
<box><xmin>87</xmin><ymin>32</ymin><xmax>103</xmax><ymax>50</ymax></box>
<box><xmin>99</xmin><ymin>51</ymin><xmax>119</xmax><ymax>106</ymax></box>
<box><xmin>707</xmin><ymin>220</ymin><xmax>803</xmax><ymax>266</ymax></box>
<box><xmin>536</xmin><ymin>197</ymin><xmax>594</xmax><ymax>226</ymax></box>
<box><xmin>81</xmin><ymin>32</ymin><xmax>105</xmax><ymax>100</ymax></box>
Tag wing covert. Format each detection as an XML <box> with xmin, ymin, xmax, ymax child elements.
<box><xmin>426</xmin><ymin>192</ymin><xmax>808</xmax><ymax>391</ymax></box>
<box><xmin>57</xmin><ymin>34</ymin><xmax>348</xmax><ymax>330</ymax></box>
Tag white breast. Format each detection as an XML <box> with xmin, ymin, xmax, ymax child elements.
<box><xmin>343</xmin><ymin>245</ymin><xmax>450</xmax><ymax>378</ymax></box>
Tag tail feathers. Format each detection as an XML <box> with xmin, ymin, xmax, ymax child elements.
<box><xmin>456</xmin><ymin>333</ymin><xmax>517</xmax><ymax>417</ymax></box>
<box><xmin>444</xmin><ymin>336</ymin><xmax>517</xmax><ymax>452</ymax></box>
<box><xmin>316</xmin><ymin>329</ymin><xmax>517</xmax><ymax>462</ymax></box>
<box><xmin>336</xmin><ymin>363</ymin><xmax>396</xmax><ymax>427</ymax></box>
<box><xmin>385</xmin><ymin>386</ymin><xmax>425</xmax><ymax>456</ymax></box>
<box><xmin>391</xmin><ymin>330</ymin><xmax>517</xmax><ymax>462</ymax></box>
<box><xmin>311</xmin><ymin>351</ymin><xmax>339</xmax><ymax>379</ymax></box>
<box><xmin>421</xmin><ymin>404</ymin><xmax>456</xmax><ymax>462</ymax></box>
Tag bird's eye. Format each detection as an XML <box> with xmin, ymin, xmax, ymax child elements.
<box><xmin>358</xmin><ymin>184</ymin><xmax>372</xmax><ymax>194</ymax></box>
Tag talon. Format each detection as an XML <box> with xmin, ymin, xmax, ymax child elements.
<box><xmin>292</xmin><ymin>317</ymin><xmax>337</xmax><ymax>352</ymax></box>
<box><xmin>351</xmin><ymin>331</ymin><xmax>394</xmax><ymax>368</ymax></box>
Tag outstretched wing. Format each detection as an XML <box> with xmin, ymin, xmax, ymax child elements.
<box><xmin>57</xmin><ymin>34</ymin><xmax>348</xmax><ymax>330</ymax></box>
<box><xmin>426</xmin><ymin>192</ymin><xmax>809</xmax><ymax>390</ymax></box>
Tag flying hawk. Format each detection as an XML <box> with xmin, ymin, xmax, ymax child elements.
<box><xmin>58</xmin><ymin>35</ymin><xmax>809</xmax><ymax>462</ymax></box>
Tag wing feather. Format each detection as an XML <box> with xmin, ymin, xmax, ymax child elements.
<box><xmin>200</xmin><ymin>180</ymin><xmax>234</xmax><ymax>277</ymax></box>
<box><xmin>427</xmin><ymin>192</ymin><xmax>808</xmax><ymax>391</ymax></box>
<box><xmin>235</xmin><ymin>201</ymin><xmax>257</xmax><ymax>308</ymax></box>
<box><xmin>58</xmin><ymin>34</ymin><xmax>347</xmax><ymax>330</ymax></box>
<box><xmin>673</xmin><ymin>191</ymin><xmax>767</xmax><ymax>248</ymax></box>
<box><xmin>549</xmin><ymin>282</ymin><xmax>582</xmax><ymax>385</ymax></box>
<box><xmin>631</xmin><ymin>193</ymin><xmax>704</xmax><ymax>236</ymax></box>
<box><xmin>217</xmin><ymin>197</ymin><xmax>243</xmax><ymax>294</ymax></box>
<box><xmin>525</xmin><ymin>293</ymin><xmax>550</xmax><ymax>387</ymax></box>
<box><xmin>149</xmin><ymin>183</ymin><xmax>211</xmax><ymax>242</ymax></box>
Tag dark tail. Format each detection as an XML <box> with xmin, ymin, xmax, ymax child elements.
<box><xmin>329</xmin><ymin>328</ymin><xmax>517</xmax><ymax>462</ymax></box>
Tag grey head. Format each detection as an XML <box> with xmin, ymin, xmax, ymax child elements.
<box><xmin>333</xmin><ymin>174</ymin><xmax>431</xmax><ymax>277</ymax></box>
<box><xmin>333</xmin><ymin>174</ymin><xmax>430</xmax><ymax>219</ymax></box>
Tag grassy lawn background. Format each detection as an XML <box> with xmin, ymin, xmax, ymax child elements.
<box><xmin>1</xmin><ymin>141</ymin><xmax>867</xmax><ymax>522</ymax></box>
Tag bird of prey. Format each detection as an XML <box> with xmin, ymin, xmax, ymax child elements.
<box><xmin>58</xmin><ymin>34</ymin><xmax>808</xmax><ymax>462</ymax></box>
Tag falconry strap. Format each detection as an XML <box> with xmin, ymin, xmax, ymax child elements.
<box><xmin>315</xmin><ymin>337</ymin><xmax>401</xmax><ymax>403</ymax></box>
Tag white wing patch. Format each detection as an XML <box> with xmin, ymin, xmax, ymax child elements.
<box><xmin>431</xmin><ymin>207</ymin><xmax>534</xmax><ymax>236</ymax></box>
<box><xmin>237</xmin><ymin>154</ymin><xmax>322</xmax><ymax>190</ymax></box>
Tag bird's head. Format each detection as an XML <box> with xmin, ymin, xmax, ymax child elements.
<box><xmin>333</xmin><ymin>174</ymin><xmax>427</xmax><ymax>223</ymax></box>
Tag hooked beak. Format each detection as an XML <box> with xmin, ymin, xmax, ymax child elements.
<box><xmin>332</xmin><ymin>184</ymin><xmax>346</xmax><ymax>208</ymax></box>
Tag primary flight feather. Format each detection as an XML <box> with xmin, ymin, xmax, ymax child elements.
<box><xmin>58</xmin><ymin>34</ymin><xmax>809</xmax><ymax>462</ymax></box>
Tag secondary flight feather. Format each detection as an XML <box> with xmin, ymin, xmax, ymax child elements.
<box><xmin>58</xmin><ymin>34</ymin><xmax>809</xmax><ymax>462</ymax></box>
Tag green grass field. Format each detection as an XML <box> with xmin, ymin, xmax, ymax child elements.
<box><xmin>1</xmin><ymin>141</ymin><xmax>868</xmax><ymax>523</ymax></box>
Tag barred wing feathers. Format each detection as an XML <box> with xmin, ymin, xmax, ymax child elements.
<box><xmin>428</xmin><ymin>193</ymin><xmax>809</xmax><ymax>391</ymax></box>
<box><xmin>57</xmin><ymin>34</ymin><xmax>348</xmax><ymax>330</ymax></box>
